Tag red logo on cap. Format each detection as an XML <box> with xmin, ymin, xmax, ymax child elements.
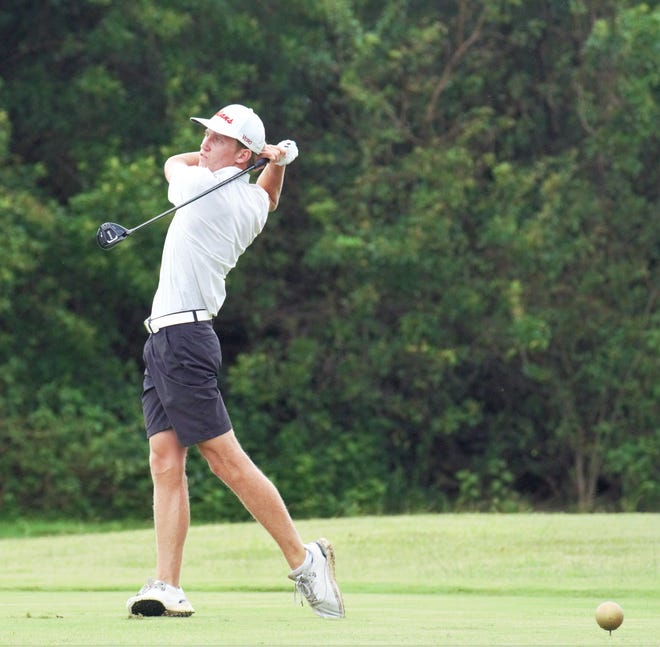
<box><xmin>215</xmin><ymin>111</ymin><xmax>233</xmax><ymax>124</ymax></box>
<box><xmin>242</xmin><ymin>135</ymin><xmax>253</xmax><ymax>145</ymax></box>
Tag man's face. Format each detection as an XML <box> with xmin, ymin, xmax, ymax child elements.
<box><xmin>198</xmin><ymin>129</ymin><xmax>247</xmax><ymax>171</ymax></box>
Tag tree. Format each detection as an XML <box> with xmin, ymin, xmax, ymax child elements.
<box><xmin>0</xmin><ymin>0</ymin><xmax>656</xmax><ymax>519</ymax></box>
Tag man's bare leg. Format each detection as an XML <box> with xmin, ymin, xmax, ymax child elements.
<box><xmin>149</xmin><ymin>430</ymin><xmax>189</xmax><ymax>587</ymax></box>
<box><xmin>198</xmin><ymin>430</ymin><xmax>307</xmax><ymax>570</ymax></box>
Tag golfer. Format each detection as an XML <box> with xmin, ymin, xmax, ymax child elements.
<box><xmin>125</xmin><ymin>104</ymin><xmax>345</xmax><ymax>620</ymax></box>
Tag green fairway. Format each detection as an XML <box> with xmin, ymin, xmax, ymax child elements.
<box><xmin>1</xmin><ymin>514</ymin><xmax>658</xmax><ymax>645</ymax></box>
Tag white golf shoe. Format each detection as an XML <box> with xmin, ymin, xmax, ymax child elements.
<box><xmin>289</xmin><ymin>538</ymin><xmax>345</xmax><ymax>619</ymax></box>
<box><xmin>126</xmin><ymin>578</ymin><xmax>195</xmax><ymax>617</ymax></box>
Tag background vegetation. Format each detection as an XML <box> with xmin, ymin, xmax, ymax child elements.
<box><xmin>0</xmin><ymin>0</ymin><xmax>658</xmax><ymax>520</ymax></box>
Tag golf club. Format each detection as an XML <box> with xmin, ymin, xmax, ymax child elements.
<box><xmin>96</xmin><ymin>157</ymin><xmax>268</xmax><ymax>249</ymax></box>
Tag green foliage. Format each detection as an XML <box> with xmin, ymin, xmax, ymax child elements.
<box><xmin>0</xmin><ymin>107</ymin><xmax>148</xmax><ymax>520</ymax></box>
<box><xmin>0</xmin><ymin>0</ymin><xmax>657</xmax><ymax>520</ymax></box>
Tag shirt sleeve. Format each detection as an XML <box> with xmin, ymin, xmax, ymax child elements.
<box><xmin>167</xmin><ymin>166</ymin><xmax>218</xmax><ymax>206</ymax></box>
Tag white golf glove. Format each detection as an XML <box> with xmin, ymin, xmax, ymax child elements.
<box><xmin>275</xmin><ymin>140</ymin><xmax>299</xmax><ymax>166</ymax></box>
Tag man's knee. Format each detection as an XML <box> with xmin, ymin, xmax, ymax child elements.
<box><xmin>149</xmin><ymin>431</ymin><xmax>186</xmax><ymax>481</ymax></box>
<box><xmin>199</xmin><ymin>432</ymin><xmax>254</xmax><ymax>486</ymax></box>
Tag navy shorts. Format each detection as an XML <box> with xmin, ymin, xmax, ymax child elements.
<box><xmin>141</xmin><ymin>321</ymin><xmax>232</xmax><ymax>447</ymax></box>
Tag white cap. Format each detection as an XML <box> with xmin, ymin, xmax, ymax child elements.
<box><xmin>191</xmin><ymin>104</ymin><xmax>265</xmax><ymax>154</ymax></box>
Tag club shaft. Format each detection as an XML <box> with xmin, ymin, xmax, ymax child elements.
<box><xmin>128</xmin><ymin>158</ymin><xmax>268</xmax><ymax>235</ymax></box>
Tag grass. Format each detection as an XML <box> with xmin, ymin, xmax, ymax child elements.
<box><xmin>0</xmin><ymin>514</ymin><xmax>658</xmax><ymax>645</ymax></box>
<box><xmin>0</xmin><ymin>518</ymin><xmax>152</xmax><ymax>539</ymax></box>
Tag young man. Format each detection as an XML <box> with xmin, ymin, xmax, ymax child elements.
<box><xmin>125</xmin><ymin>104</ymin><xmax>345</xmax><ymax>620</ymax></box>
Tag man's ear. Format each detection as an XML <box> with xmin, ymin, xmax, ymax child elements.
<box><xmin>235</xmin><ymin>147</ymin><xmax>252</xmax><ymax>165</ymax></box>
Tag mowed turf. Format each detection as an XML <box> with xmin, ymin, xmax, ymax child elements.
<box><xmin>0</xmin><ymin>514</ymin><xmax>658</xmax><ymax>645</ymax></box>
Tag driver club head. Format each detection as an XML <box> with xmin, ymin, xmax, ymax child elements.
<box><xmin>96</xmin><ymin>222</ymin><xmax>130</xmax><ymax>249</ymax></box>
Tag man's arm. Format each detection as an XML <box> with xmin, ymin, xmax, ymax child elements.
<box><xmin>256</xmin><ymin>140</ymin><xmax>298</xmax><ymax>212</ymax></box>
<box><xmin>256</xmin><ymin>161</ymin><xmax>286</xmax><ymax>212</ymax></box>
<box><xmin>164</xmin><ymin>152</ymin><xmax>199</xmax><ymax>183</ymax></box>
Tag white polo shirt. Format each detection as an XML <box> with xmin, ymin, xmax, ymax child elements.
<box><xmin>149</xmin><ymin>165</ymin><xmax>270</xmax><ymax>319</ymax></box>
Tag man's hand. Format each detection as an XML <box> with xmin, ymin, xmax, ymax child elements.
<box><xmin>274</xmin><ymin>140</ymin><xmax>298</xmax><ymax>166</ymax></box>
<box><xmin>259</xmin><ymin>140</ymin><xmax>299</xmax><ymax>167</ymax></box>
